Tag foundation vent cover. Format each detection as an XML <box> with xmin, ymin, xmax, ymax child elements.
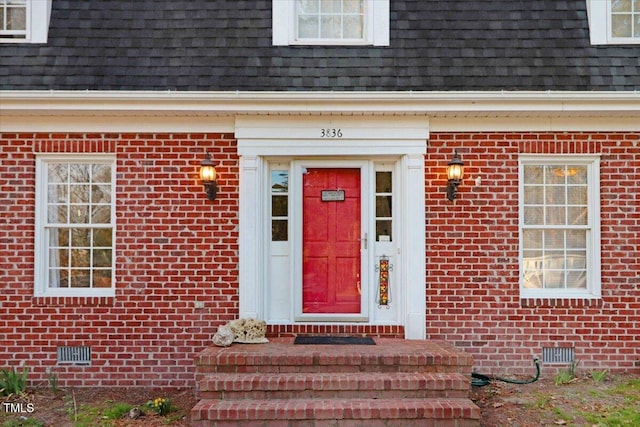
<box><xmin>542</xmin><ymin>347</ymin><xmax>574</xmax><ymax>364</ymax></box>
<box><xmin>57</xmin><ymin>346</ymin><xmax>91</xmax><ymax>365</ymax></box>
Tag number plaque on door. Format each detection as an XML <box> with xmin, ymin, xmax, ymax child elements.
<box><xmin>321</xmin><ymin>190</ymin><xmax>345</xmax><ymax>202</ymax></box>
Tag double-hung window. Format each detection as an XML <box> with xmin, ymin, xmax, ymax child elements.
<box><xmin>587</xmin><ymin>0</ymin><xmax>640</xmax><ymax>44</ymax></box>
<box><xmin>0</xmin><ymin>0</ymin><xmax>51</xmax><ymax>43</ymax></box>
<box><xmin>0</xmin><ymin>0</ymin><xmax>27</xmax><ymax>39</ymax></box>
<box><xmin>519</xmin><ymin>156</ymin><xmax>601</xmax><ymax>299</ymax></box>
<box><xmin>35</xmin><ymin>156</ymin><xmax>116</xmax><ymax>297</ymax></box>
<box><xmin>273</xmin><ymin>0</ymin><xmax>389</xmax><ymax>46</ymax></box>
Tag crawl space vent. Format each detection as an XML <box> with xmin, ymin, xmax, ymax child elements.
<box><xmin>542</xmin><ymin>347</ymin><xmax>574</xmax><ymax>364</ymax></box>
<box><xmin>57</xmin><ymin>346</ymin><xmax>91</xmax><ymax>366</ymax></box>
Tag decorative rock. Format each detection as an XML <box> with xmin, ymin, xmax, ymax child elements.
<box><xmin>228</xmin><ymin>318</ymin><xmax>269</xmax><ymax>344</ymax></box>
<box><xmin>212</xmin><ymin>325</ymin><xmax>234</xmax><ymax>347</ymax></box>
<box><xmin>127</xmin><ymin>407</ymin><xmax>142</xmax><ymax>419</ymax></box>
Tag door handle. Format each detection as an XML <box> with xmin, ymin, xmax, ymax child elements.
<box><xmin>361</xmin><ymin>232</ymin><xmax>368</xmax><ymax>250</ymax></box>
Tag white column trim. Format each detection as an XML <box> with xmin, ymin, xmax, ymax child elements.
<box><xmin>403</xmin><ymin>154</ymin><xmax>427</xmax><ymax>339</ymax></box>
<box><xmin>238</xmin><ymin>155</ymin><xmax>263</xmax><ymax>319</ymax></box>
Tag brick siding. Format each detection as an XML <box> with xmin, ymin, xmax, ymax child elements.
<box><xmin>0</xmin><ymin>133</ymin><xmax>239</xmax><ymax>387</ymax></box>
<box><xmin>1</xmin><ymin>131</ymin><xmax>638</xmax><ymax>387</ymax></box>
<box><xmin>426</xmin><ymin>132</ymin><xmax>640</xmax><ymax>373</ymax></box>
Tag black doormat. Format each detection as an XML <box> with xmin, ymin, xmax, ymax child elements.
<box><xmin>293</xmin><ymin>336</ymin><xmax>376</xmax><ymax>345</ymax></box>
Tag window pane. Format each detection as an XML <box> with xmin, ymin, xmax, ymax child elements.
<box><xmin>50</xmin><ymin>248</ymin><xmax>69</xmax><ymax>268</ymax></box>
<box><xmin>545</xmin><ymin>166</ymin><xmax>565</xmax><ymax>184</ymax></box>
<box><xmin>523</xmin><ymin>270</ymin><xmax>543</xmax><ymax>288</ymax></box>
<box><xmin>71</xmin><ymin>228</ymin><xmax>90</xmax><ymax>247</ymax></box>
<box><xmin>524</xmin><ymin>206</ymin><xmax>544</xmax><ymax>225</ymax></box>
<box><xmin>545</xmin><ymin>206</ymin><xmax>566</xmax><ymax>225</ymax></box>
<box><xmin>92</xmin><ymin>164</ymin><xmax>112</xmax><ymax>183</ymax></box>
<box><xmin>272</xmin><ymin>195</ymin><xmax>288</xmax><ymax>217</ymax></box>
<box><xmin>271</xmin><ymin>171</ymin><xmax>289</xmax><ymax>192</ymax></box>
<box><xmin>297</xmin><ymin>0</ymin><xmax>318</xmax><ymax>14</ymax></box>
<box><xmin>6</xmin><ymin>6</ymin><xmax>26</xmax><ymax>31</ymax></box>
<box><xmin>320</xmin><ymin>15</ymin><xmax>341</xmax><ymax>38</ymax></box>
<box><xmin>48</xmin><ymin>205</ymin><xmax>68</xmax><ymax>223</ymax></box>
<box><xmin>48</xmin><ymin>164</ymin><xmax>68</xmax><ymax>183</ymax></box>
<box><xmin>566</xmin><ymin>230</ymin><xmax>586</xmax><ymax>249</ymax></box>
<box><xmin>70</xmin><ymin>271</ymin><xmax>91</xmax><ymax>288</ymax></box>
<box><xmin>69</xmin><ymin>164</ymin><xmax>90</xmax><ymax>184</ymax></box>
<box><xmin>544</xmin><ymin>270</ymin><xmax>564</xmax><ymax>289</ymax></box>
<box><xmin>91</xmin><ymin>205</ymin><xmax>111</xmax><ymax>223</ymax></box>
<box><xmin>612</xmin><ymin>0</ymin><xmax>631</xmax><ymax>12</ymax></box>
<box><xmin>567</xmin><ymin>251</ymin><xmax>587</xmax><ymax>269</ymax></box>
<box><xmin>343</xmin><ymin>0</ymin><xmax>363</xmax><ymax>13</ymax></box>
<box><xmin>567</xmin><ymin>186</ymin><xmax>587</xmax><ymax>205</ymax></box>
<box><xmin>376</xmin><ymin>196</ymin><xmax>392</xmax><ymax>217</ymax></box>
<box><xmin>71</xmin><ymin>249</ymin><xmax>90</xmax><ymax>267</ymax></box>
<box><xmin>567</xmin><ymin>271</ymin><xmax>587</xmax><ymax>289</ymax></box>
<box><xmin>376</xmin><ymin>220</ymin><xmax>392</xmax><ymax>241</ymax></box>
<box><xmin>524</xmin><ymin>165</ymin><xmax>543</xmax><ymax>184</ymax></box>
<box><xmin>635</xmin><ymin>15</ymin><xmax>640</xmax><ymax>37</ymax></box>
<box><xmin>612</xmin><ymin>15</ymin><xmax>632</xmax><ymax>37</ymax></box>
<box><xmin>272</xmin><ymin>220</ymin><xmax>288</xmax><ymax>241</ymax></box>
<box><xmin>523</xmin><ymin>229</ymin><xmax>542</xmax><ymax>249</ymax></box>
<box><xmin>321</xmin><ymin>0</ymin><xmax>342</xmax><ymax>13</ymax></box>
<box><xmin>70</xmin><ymin>206</ymin><xmax>89</xmax><ymax>224</ymax></box>
<box><xmin>544</xmin><ymin>230</ymin><xmax>564</xmax><ymax>249</ymax></box>
<box><xmin>524</xmin><ymin>186</ymin><xmax>543</xmax><ymax>204</ymax></box>
<box><xmin>567</xmin><ymin>166</ymin><xmax>587</xmax><ymax>184</ymax></box>
<box><xmin>376</xmin><ymin>172</ymin><xmax>392</xmax><ymax>193</ymax></box>
<box><xmin>93</xmin><ymin>249</ymin><xmax>111</xmax><ymax>268</ymax></box>
<box><xmin>93</xmin><ymin>228</ymin><xmax>112</xmax><ymax>247</ymax></box>
<box><xmin>69</xmin><ymin>184</ymin><xmax>90</xmax><ymax>204</ymax></box>
<box><xmin>568</xmin><ymin>207</ymin><xmax>587</xmax><ymax>225</ymax></box>
<box><xmin>91</xmin><ymin>184</ymin><xmax>111</xmax><ymax>203</ymax></box>
<box><xmin>93</xmin><ymin>270</ymin><xmax>112</xmax><ymax>288</ymax></box>
<box><xmin>343</xmin><ymin>15</ymin><xmax>363</xmax><ymax>38</ymax></box>
<box><xmin>298</xmin><ymin>15</ymin><xmax>318</xmax><ymax>38</ymax></box>
<box><xmin>545</xmin><ymin>186</ymin><xmax>565</xmax><ymax>204</ymax></box>
<box><xmin>48</xmin><ymin>184</ymin><xmax>68</xmax><ymax>203</ymax></box>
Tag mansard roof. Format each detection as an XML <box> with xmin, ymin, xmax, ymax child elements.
<box><xmin>1</xmin><ymin>0</ymin><xmax>639</xmax><ymax>91</ymax></box>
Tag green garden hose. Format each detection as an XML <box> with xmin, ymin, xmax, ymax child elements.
<box><xmin>471</xmin><ymin>357</ymin><xmax>541</xmax><ymax>387</ymax></box>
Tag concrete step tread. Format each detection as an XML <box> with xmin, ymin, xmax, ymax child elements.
<box><xmin>199</xmin><ymin>371</ymin><xmax>471</xmax><ymax>392</ymax></box>
<box><xmin>192</xmin><ymin>397</ymin><xmax>481</xmax><ymax>421</ymax></box>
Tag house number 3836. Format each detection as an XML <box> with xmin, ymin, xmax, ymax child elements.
<box><xmin>321</xmin><ymin>128</ymin><xmax>343</xmax><ymax>138</ymax></box>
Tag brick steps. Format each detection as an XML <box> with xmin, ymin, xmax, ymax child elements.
<box><xmin>192</xmin><ymin>338</ymin><xmax>481</xmax><ymax>426</ymax></box>
<box><xmin>199</xmin><ymin>372</ymin><xmax>471</xmax><ymax>400</ymax></box>
<box><xmin>192</xmin><ymin>397</ymin><xmax>480</xmax><ymax>427</ymax></box>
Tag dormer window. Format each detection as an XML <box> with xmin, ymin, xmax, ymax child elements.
<box><xmin>586</xmin><ymin>0</ymin><xmax>640</xmax><ymax>44</ymax></box>
<box><xmin>0</xmin><ymin>0</ymin><xmax>27</xmax><ymax>39</ymax></box>
<box><xmin>273</xmin><ymin>0</ymin><xmax>389</xmax><ymax>46</ymax></box>
<box><xmin>611</xmin><ymin>0</ymin><xmax>640</xmax><ymax>38</ymax></box>
<box><xmin>0</xmin><ymin>0</ymin><xmax>52</xmax><ymax>43</ymax></box>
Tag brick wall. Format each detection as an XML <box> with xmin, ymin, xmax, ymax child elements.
<box><xmin>1</xmin><ymin>131</ymin><xmax>638</xmax><ymax>387</ymax></box>
<box><xmin>0</xmin><ymin>133</ymin><xmax>239</xmax><ymax>387</ymax></box>
<box><xmin>426</xmin><ymin>132</ymin><xmax>640</xmax><ymax>374</ymax></box>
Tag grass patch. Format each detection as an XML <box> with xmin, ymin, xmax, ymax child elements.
<box><xmin>2</xmin><ymin>419</ymin><xmax>45</xmax><ymax>427</ymax></box>
<box><xmin>103</xmin><ymin>402</ymin><xmax>134</xmax><ymax>420</ymax></box>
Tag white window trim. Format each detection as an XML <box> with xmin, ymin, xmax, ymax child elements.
<box><xmin>586</xmin><ymin>0</ymin><xmax>640</xmax><ymax>45</ymax></box>
<box><xmin>0</xmin><ymin>0</ymin><xmax>52</xmax><ymax>44</ymax></box>
<box><xmin>518</xmin><ymin>155</ymin><xmax>601</xmax><ymax>300</ymax></box>
<box><xmin>34</xmin><ymin>154</ymin><xmax>116</xmax><ymax>298</ymax></box>
<box><xmin>273</xmin><ymin>0</ymin><xmax>389</xmax><ymax>46</ymax></box>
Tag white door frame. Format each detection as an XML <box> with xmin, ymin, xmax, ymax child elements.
<box><xmin>236</xmin><ymin>115</ymin><xmax>428</xmax><ymax>339</ymax></box>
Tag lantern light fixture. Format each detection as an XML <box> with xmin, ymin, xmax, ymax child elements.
<box><xmin>446</xmin><ymin>150</ymin><xmax>464</xmax><ymax>201</ymax></box>
<box><xmin>199</xmin><ymin>152</ymin><xmax>218</xmax><ymax>201</ymax></box>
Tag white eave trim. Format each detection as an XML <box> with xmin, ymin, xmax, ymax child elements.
<box><xmin>1</xmin><ymin>90</ymin><xmax>639</xmax><ymax>132</ymax></box>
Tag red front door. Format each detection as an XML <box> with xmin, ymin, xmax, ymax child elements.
<box><xmin>303</xmin><ymin>168</ymin><xmax>361</xmax><ymax>314</ymax></box>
